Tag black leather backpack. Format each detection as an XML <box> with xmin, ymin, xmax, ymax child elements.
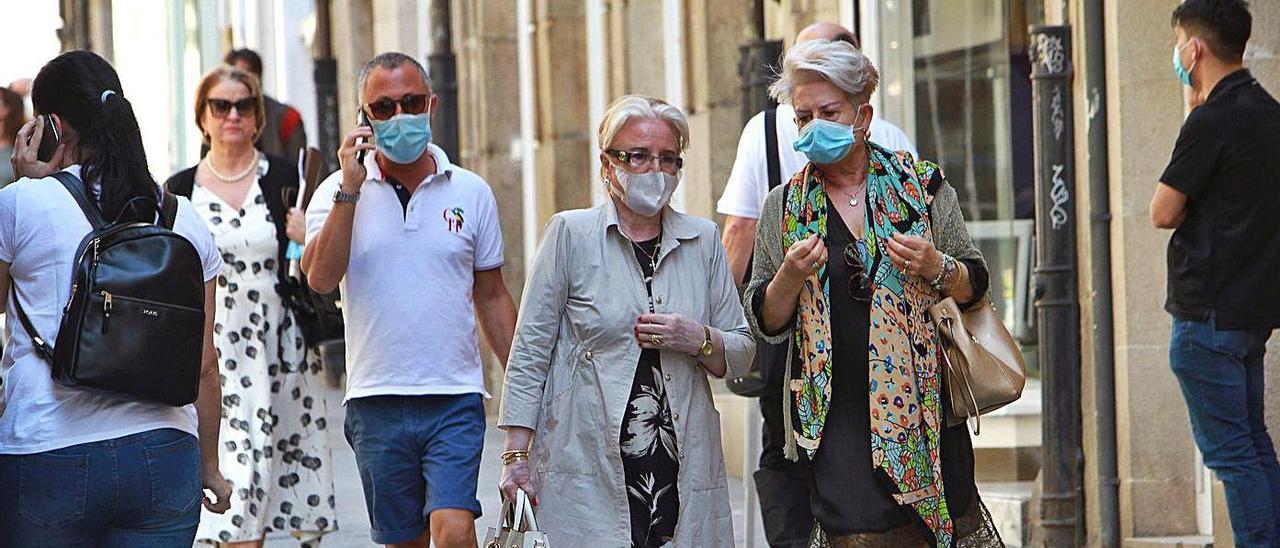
<box><xmin>12</xmin><ymin>172</ymin><xmax>206</xmax><ymax>406</ymax></box>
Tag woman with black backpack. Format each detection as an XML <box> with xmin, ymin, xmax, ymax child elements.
<box><xmin>0</xmin><ymin>51</ymin><xmax>232</xmax><ymax>546</ymax></box>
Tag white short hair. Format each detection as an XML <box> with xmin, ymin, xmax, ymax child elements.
<box><xmin>769</xmin><ymin>39</ymin><xmax>880</xmax><ymax>106</ymax></box>
<box><xmin>597</xmin><ymin>95</ymin><xmax>690</xmax><ymax>152</ymax></box>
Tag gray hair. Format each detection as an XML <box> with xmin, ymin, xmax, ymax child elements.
<box><xmin>358</xmin><ymin>52</ymin><xmax>431</xmax><ymax>100</ymax></box>
<box><xmin>769</xmin><ymin>39</ymin><xmax>879</xmax><ymax>106</ymax></box>
<box><xmin>597</xmin><ymin>95</ymin><xmax>690</xmax><ymax>152</ymax></box>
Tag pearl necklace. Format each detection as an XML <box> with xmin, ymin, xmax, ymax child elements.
<box><xmin>205</xmin><ymin>151</ymin><xmax>260</xmax><ymax>183</ymax></box>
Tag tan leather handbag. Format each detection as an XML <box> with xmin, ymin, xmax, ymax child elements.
<box><xmin>927</xmin><ymin>297</ymin><xmax>1027</xmax><ymax>433</ymax></box>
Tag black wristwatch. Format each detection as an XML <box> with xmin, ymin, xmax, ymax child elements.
<box><xmin>333</xmin><ymin>188</ymin><xmax>360</xmax><ymax>204</ymax></box>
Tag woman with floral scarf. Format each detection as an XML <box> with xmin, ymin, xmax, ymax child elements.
<box><xmin>744</xmin><ymin>39</ymin><xmax>1003</xmax><ymax>547</ymax></box>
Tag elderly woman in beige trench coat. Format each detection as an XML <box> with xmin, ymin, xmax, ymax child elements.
<box><xmin>497</xmin><ymin>95</ymin><xmax>755</xmax><ymax>548</ymax></box>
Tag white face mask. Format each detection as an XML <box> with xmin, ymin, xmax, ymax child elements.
<box><xmin>608</xmin><ymin>165</ymin><xmax>680</xmax><ymax>217</ymax></box>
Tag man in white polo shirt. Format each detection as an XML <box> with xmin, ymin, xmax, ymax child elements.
<box><xmin>302</xmin><ymin>52</ymin><xmax>516</xmax><ymax>548</ymax></box>
<box><xmin>717</xmin><ymin>22</ymin><xmax>918</xmax><ymax>548</ymax></box>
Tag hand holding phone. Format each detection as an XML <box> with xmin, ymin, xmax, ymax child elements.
<box><xmin>338</xmin><ymin>110</ymin><xmax>376</xmax><ymax>193</ymax></box>
<box><xmin>11</xmin><ymin>115</ymin><xmax>65</xmax><ymax>180</ymax></box>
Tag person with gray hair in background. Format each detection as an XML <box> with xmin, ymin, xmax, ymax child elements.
<box><xmin>302</xmin><ymin>52</ymin><xmax>517</xmax><ymax>548</ymax></box>
<box><xmin>498</xmin><ymin>94</ymin><xmax>755</xmax><ymax>547</ymax></box>
<box><xmin>744</xmin><ymin>39</ymin><xmax>1001</xmax><ymax>547</ymax></box>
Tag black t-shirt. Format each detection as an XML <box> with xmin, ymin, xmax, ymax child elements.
<box><xmin>1160</xmin><ymin>69</ymin><xmax>1280</xmax><ymax>330</ymax></box>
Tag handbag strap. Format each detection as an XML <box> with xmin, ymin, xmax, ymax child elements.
<box><xmin>938</xmin><ymin>316</ymin><xmax>983</xmax><ymax>435</ymax></box>
<box><xmin>514</xmin><ymin>488</ymin><xmax>539</xmax><ymax>532</ymax></box>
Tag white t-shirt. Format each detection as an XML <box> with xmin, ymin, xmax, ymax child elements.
<box><xmin>0</xmin><ymin>165</ymin><xmax>223</xmax><ymax>454</ymax></box>
<box><xmin>716</xmin><ymin>103</ymin><xmax>919</xmax><ymax>219</ymax></box>
<box><xmin>305</xmin><ymin>144</ymin><xmax>504</xmax><ymax>402</ymax></box>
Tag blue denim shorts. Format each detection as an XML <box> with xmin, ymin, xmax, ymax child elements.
<box><xmin>344</xmin><ymin>393</ymin><xmax>485</xmax><ymax>544</ymax></box>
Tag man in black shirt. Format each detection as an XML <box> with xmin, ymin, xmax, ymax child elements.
<box><xmin>1152</xmin><ymin>1</ymin><xmax>1280</xmax><ymax>545</ymax></box>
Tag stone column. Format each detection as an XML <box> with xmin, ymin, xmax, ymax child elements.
<box><xmin>331</xmin><ymin>0</ymin><xmax>374</xmax><ymax>115</ymax></box>
<box><xmin>452</xmin><ymin>0</ymin><xmax>524</xmax><ymax>412</ymax></box>
<box><xmin>534</xmin><ymin>0</ymin><xmax>592</xmax><ymax>216</ymax></box>
<box><xmin>1103</xmin><ymin>0</ymin><xmax>1201</xmax><ymax>540</ymax></box>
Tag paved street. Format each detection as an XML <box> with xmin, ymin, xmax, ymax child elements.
<box><xmin>263</xmin><ymin>384</ymin><xmax>751</xmax><ymax>547</ymax></box>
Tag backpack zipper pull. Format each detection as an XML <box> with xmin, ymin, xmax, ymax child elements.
<box><xmin>63</xmin><ymin>283</ymin><xmax>77</xmax><ymax>314</ymax></box>
<box><xmin>102</xmin><ymin>291</ymin><xmax>112</xmax><ymax>333</ymax></box>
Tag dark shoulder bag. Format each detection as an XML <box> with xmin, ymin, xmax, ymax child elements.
<box><xmin>727</xmin><ymin>108</ymin><xmax>784</xmax><ymax>398</ymax></box>
<box><xmin>12</xmin><ymin>172</ymin><xmax>206</xmax><ymax>406</ymax></box>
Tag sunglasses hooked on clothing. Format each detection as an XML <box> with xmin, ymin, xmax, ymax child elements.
<box><xmin>844</xmin><ymin>242</ymin><xmax>873</xmax><ymax>303</ymax></box>
<box><xmin>207</xmin><ymin>97</ymin><xmax>259</xmax><ymax>118</ymax></box>
<box><xmin>363</xmin><ymin>93</ymin><xmax>431</xmax><ymax>121</ymax></box>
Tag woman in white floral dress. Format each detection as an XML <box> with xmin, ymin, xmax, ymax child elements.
<box><xmin>166</xmin><ymin>66</ymin><xmax>338</xmax><ymax>547</ymax></box>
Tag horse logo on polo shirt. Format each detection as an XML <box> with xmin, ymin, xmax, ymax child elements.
<box><xmin>443</xmin><ymin>207</ymin><xmax>465</xmax><ymax>233</ymax></box>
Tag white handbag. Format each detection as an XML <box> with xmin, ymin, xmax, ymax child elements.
<box><xmin>483</xmin><ymin>489</ymin><xmax>550</xmax><ymax>548</ymax></box>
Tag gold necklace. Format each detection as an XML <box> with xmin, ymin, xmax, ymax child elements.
<box><xmin>205</xmin><ymin>151</ymin><xmax>260</xmax><ymax>183</ymax></box>
<box><xmin>630</xmin><ymin>237</ymin><xmax>661</xmax><ymax>283</ymax></box>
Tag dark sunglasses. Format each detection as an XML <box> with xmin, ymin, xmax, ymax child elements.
<box><xmin>207</xmin><ymin>97</ymin><xmax>258</xmax><ymax>118</ymax></box>
<box><xmin>363</xmin><ymin>93</ymin><xmax>430</xmax><ymax>121</ymax></box>
<box><xmin>843</xmin><ymin>242</ymin><xmax>873</xmax><ymax>303</ymax></box>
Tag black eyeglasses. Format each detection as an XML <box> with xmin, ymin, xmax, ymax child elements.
<box><xmin>207</xmin><ymin>97</ymin><xmax>258</xmax><ymax>118</ymax></box>
<box><xmin>844</xmin><ymin>242</ymin><xmax>873</xmax><ymax>303</ymax></box>
<box><xmin>363</xmin><ymin>93</ymin><xmax>430</xmax><ymax>121</ymax></box>
<box><xmin>605</xmin><ymin>149</ymin><xmax>684</xmax><ymax>172</ymax></box>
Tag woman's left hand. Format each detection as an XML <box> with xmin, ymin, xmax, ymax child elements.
<box><xmin>886</xmin><ymin>233</ymin><xmax>943</xmax><ymax>281</ymax></box>
<box><xmin>286</xmin><ymin>207</ymin><xmax>306</xmax><ymax>244</ymax></box>
<box><xmin>635</xmin><ymin>313</ymin><xmax>704</xmax><ymax>356</ymax></box>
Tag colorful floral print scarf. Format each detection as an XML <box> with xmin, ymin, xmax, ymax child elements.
<box><xmin>780</xmin><ymin>143</ymin><xmax>954</xmax><ymax>546</ymax></box>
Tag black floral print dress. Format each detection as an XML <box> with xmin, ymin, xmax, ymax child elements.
<box><xmin>621</xmin><ymin>236</ymin><xmax>681</xmax><ymax>547</ymax></box>
<box><xmin>191</xmin><ymin>177</ymin><xmax>338</xmax><ymax>545</ymax></box>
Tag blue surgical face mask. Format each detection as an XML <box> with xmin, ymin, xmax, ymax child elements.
<box><xmin>371</xmin><ymin>112</ymin><xmax>432</xmax><ymax>164</ymax></box>
<box><xmin>793</xmin><ymin>107</ymin><xmax>866</xmax><ymax>164</ymax></box>
<box><xmin>1173</xmin><ymin>40</ymin><xmax>1198</xmax><ymax>87</ymax></box>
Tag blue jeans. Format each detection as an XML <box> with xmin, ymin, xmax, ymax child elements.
<box><xmin>1171</xmin><ymin>315</ymin><xmax>1279</xmax><ymax>548</ymax></box>
<box><xmin>0</xmin><ymin>428</ymin><xmax>202</xmax><ymax>548</ymax></box>
<box><xmin>345</xmin><ymin>394</ymin><xmax>485</xmax><ymax>544</ymax></box>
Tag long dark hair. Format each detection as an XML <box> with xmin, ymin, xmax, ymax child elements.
<box><xmin>32</xmin><ymin>51</ymin><xmax>157</xmax><ymax>223</ymax></box>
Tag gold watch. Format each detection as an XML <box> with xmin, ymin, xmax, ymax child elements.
<box><xmin>697</xmin><ymin>325</ymin><xmax>714</xmax><ymax>357</ymax></box>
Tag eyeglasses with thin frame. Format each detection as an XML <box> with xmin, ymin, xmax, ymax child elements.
<box><xmin>362</xmin><ymin>93</ymin><xmax>430</xmax><ymax>121</ymax></box>
<box><xmin>844</xmin><ymin>242</ymin><xmax>873</xmax><ymax>303</ymax></box>
<box><xmin>207</xmin><ymin>97</ymin><xmax>259</xmax><ymax>118</ymax></box>
<box><xmin>604</xmin><ymin>149</ymin><xmax>684</xmax><ymax>172</ymax></box>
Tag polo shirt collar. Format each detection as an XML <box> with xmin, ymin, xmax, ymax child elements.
<box><xmin>1207</xmin><ymin>68</ymin><xmax>1255</xmax><ymax>103</ymax></box>
<box><xmin>364</xmin><ymin>142</ymin><xmax>455</xmax><ymax>186</ymax></box>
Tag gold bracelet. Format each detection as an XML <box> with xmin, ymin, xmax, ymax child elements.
<box><xmin>501</xmin><ymin>450</ymin><xmax>530</xmax><ymax>465</ymax></box>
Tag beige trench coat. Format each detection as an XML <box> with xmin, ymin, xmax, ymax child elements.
<box><xmin>499</xmin><ymin>200</ymin><xmax>756</xmax><ymax>547</ymax></box>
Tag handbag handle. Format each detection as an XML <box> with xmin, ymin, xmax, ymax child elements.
<box><xmin>513</xmin><ymin>488</ymin><xmax>539</xmax><ymax>532</ymax></box>
<box><xmin>938</xmin><ymin>314</ymin><xmax>984</xmax><ymax>435</ymax></box>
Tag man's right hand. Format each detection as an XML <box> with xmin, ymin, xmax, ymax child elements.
<box><xmin>338</xmin><ymin>125</ymin><xmax>377</xmax><ymax>193</ymax></box>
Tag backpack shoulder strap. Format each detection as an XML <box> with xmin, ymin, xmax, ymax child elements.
<box><xmin>159</xmin><ymin>191</ymin><xmax>179</xmax><ymax>230</ymax></box>
<box><xmin>52</xmin><ymin>172</ymin><xmax>108</xmax><ymax>230</ymax></box>
<box><xmin>764</xmin><ymin>108</ymin><xmax>782</xmax><ymax>190</ymax></box>
<box><xmin>10</xmin><ymin>286</ymin><xmax>55</xmax><ymax>363</ymax></box>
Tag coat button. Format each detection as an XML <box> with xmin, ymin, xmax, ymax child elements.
<box><xmin>585</xmin><ymin>351</ymin><xmax>594</xmax><ymax>361</ymax></box>
<box><xmin>664</xmin><ymin>373</ymin><xmax>672</xmax><ymax>381</ymax></box>
<box><xmin>655</xmin><ymin>296</ymin><xmax>664</xmax><ymax>305</ymax></box>
<box><xmin>673</xmin><ymin>412</ymin><xmax>680</xmax><ymax>421</ymax></box>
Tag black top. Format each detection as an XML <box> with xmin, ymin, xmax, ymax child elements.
<box><xmin>1159</xmin><ymin>69</ymin><xmax>1280</xmax><ymax>330</ymax></box>
<box><xmin>385</xmin><ymin>176</ymin><xmax>413</xmax><ymax>217</ymax></box>
<box><xmin>165</xmin><ymin>154</ymin><xmax>299</xmax><ymax>298</ymax></box>
<box><xmin>622</xmin><ymin>236</ymin><xmax>680</xmax><ymax>547</ymax></box>
<box><xmin>807</xmin><ymin>206</ymin><xmax>986</xmax><ymax>535</ymax></box>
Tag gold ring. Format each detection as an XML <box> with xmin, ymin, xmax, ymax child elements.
<box><xmin>652</xmin><ymin>334</ymin><xmax>664</xmax><ymax>345</ymax></box>
<box><xmin>905</xmin><ymin>259</ymin><xmax>912</xmax><ymax>271</ymax></box>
